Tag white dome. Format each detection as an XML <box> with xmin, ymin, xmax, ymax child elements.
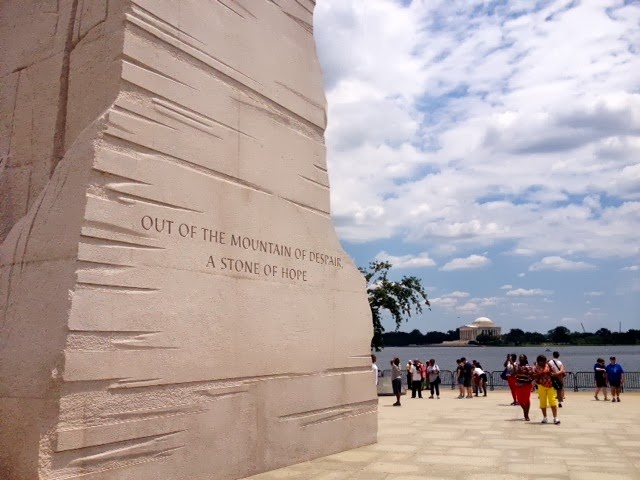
<box><xmin>472</xmin><ymin>317</ymin><xmax>496</xmax><ymax>326</ymax></box>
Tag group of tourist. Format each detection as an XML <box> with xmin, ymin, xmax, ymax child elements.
<box><xmin>502</xmin><ymin>352</ymin><xmax>565</xmax><ymax>424</ymax></box>
<box><xmin>374</xmin><ymin>352</ymin><xmax>626</xmax><ymax>423</ymax></box>
<box><xmin>454</xmin><ymin>358</ymin><xmax>488</xmax><ymax>398</ymax></box>
<box><xmin>384</xmin><ymin>357</ymin><xmax>442</xmax><ymax>405</ymax></box>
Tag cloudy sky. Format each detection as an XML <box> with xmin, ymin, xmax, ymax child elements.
<box><xmin>313</xmin><ymin>0</ymin><xmax>639</xmax><ymax>335</ymax></box>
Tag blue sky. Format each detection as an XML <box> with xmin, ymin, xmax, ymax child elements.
<box><xmin>313</xmin><ymin>0</ymin><xmax>640</xmax><ymax>335</ymax></box>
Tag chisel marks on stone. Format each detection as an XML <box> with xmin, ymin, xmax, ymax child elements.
<box><xmin>58</xmin><ymin>431</ymin><xmax>185</xmax><ymax>471</ymax></box>
<box><xmin>91</xmin><ymin>168</ymin><xmax>151</xmax><ymax>187</ymax></box>
<box><xmin>122</xmin><ymin>54</ymin><xmax>195</xmax><ymax>89</ymax></box>
<box><xmin>236</xmin><ymin>99</ymin><xmax>323</xmax><ymax>143</ymax></box>
<box><xmin>82</xmin><ymin>220</ymin><xmax>150</xmax><ymax>240</ymax></box>
<box><xmin>153</xmin><ymin>97</ymin><xmax>256</xmax><ymax>140</ymax></box>
<box><xmin>279</xmin><ymin>400</ymin><xmax>377</xmax><ymax>428</ymax></box>
<box><xmin>276</xmin><ymin>81</ymin><xmax>324</xmax><ymax>110</ymax></box>
<box><xmin>294</xmin><ymin>0</ymin><xmax>314</xmax><ymax>16</ymax></box>
<box><xmin>299</xmin><ymin>174</ymin><xmax>329</xmax><ymax>190</ymax></box>
<box><xmin>79</xmin><ymin>230</ymin><xmax>164</xmax><ymax>250</ymax></box>
<box><xmin>127</xmin><ymin>6</ymin><xmax>258</xmax><ymax>85</ymax></box>
<box><xmin>129</xmin><ymin>2</ymin><xmax>204</xmax><ymax>44</ymax></box>
<box><xmin>111</xmin><ymin>105</ymin><xmax>178</xmax><ymax>132</ymax></box>
<box><xmin>103</xmin><ymin>404</ymin><xmax>208</xmax><ymax>424</ymax></box>
<box><xmin>75</xmin><ymin>281</ymin><xmax>158</xmax><ymax>293</ymax></box>
<box><xmin>283</xmin><ymin>198</ymin><xmax>329</xmax><ymax>218</ymax></box>
<box><xmin>216</xmin><ymin>0</ymin><xmax>256</xmax><ymax>20</ymax></box>
<box><xmin>284</xmin><ymin>12</ymin><xmax>313</xmax><ymax>34</ymax></box>
<box><xmin>76</xmin><ymin>259</ymin><xmax>135</xmax><ymax>270</ymax></box>
<box><xmin>103</xmin><ymin>133</ymin><xmax>273</xmax><ymax>196</ymax></box>
<box><xmin>105</xmin><ymin>186</ymin><xmax>204</xmax><ymax>214</ymax></box>
<box><xmin>66</xmin><ymin>330</ymin><xmax>164</xmax><ymax>352</ymax></box>
<box><xmin>109</xmin><ymin>378</ymin><xmax>165</xmax><ymax>389</ymax></box>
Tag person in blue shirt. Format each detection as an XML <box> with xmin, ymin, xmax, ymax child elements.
<box><xmin>605</xmin><ymin>356</ymin><xmax>624</xmax><ymax>402</ymax></box>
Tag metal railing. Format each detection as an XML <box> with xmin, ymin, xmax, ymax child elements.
<box><xmin>380</xmin><ymin>369</ymin><xmax>640</xmax><ymax>392</ymax></box>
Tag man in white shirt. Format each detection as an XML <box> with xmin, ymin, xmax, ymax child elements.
<box><xmin>548</xmin><ymin>351</ymin><xmax>566</xmax><ymax>407</ymax></box>
<box><xmin>371</xmin><ymin>354</ymin><xmax>379</xmax><ymax>387</ymax></box>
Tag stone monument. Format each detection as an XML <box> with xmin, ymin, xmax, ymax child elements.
<box><xmin>0</xmin><ymin>1</ymin><xmax>377</xmax><ymax>478</ymax></box>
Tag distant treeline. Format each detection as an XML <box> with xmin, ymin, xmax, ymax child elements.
<box><xmin>383</xmin><ymin>326</ymin><xmax>640</xmax><ymax>347</ymax></box>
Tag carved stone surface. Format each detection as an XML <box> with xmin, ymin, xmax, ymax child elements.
<box><xmin>0</xmin><ymin>1</ymin><xmax>377</xmax><ymax>478</ymax></box>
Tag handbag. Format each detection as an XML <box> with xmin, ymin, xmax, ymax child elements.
<box><xmin>550</xmin><ymin>360</ymin><xmax>563</xmax><ymax>390</ymax></box>
<box><xmin>500</xmin><ymin>368</ymin><xmax>509</xmax><ymax>380</ymax></box>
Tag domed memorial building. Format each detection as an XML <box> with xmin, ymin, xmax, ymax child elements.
<box><xmin>459</xmin><ymin>317</ymin><xmax>502</xmax><ymax>342</ymax></box>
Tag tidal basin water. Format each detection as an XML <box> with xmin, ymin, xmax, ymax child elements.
<box><xmin>374</xmin><ymin>344</ymin><xmax>640</xmax><ymax>373</ymax></box>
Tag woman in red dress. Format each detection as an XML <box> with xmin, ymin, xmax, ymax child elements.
<box><xmin>514</xmin><ymin>354</ymin><xmax>534</xmax><ymax>421</ymax></box>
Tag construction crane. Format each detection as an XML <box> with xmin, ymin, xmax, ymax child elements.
<box><xmin>581</xmin><ymin>323</ymin><xmax>586</xmax><ymax>333</ymax></box>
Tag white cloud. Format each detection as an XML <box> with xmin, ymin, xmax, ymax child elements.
<box><xmin>316</xmin><ymin>1</ymin><xmax>640</xmax><ymax>259</ymax></box>
<box><xmin>457</xmin><ymin>302</ymin><xmax>480</xmax><ymax>314</ymax></box>
<box><xmin>585</xmin><ymin>291</ymin><xmax>605</xmax><ymax>297</ymax></box>
<box><xmin>500</xmin><ymin>284</ymin><xmax>512</xmax><ymax>290</ymax></box>
<box><xmin>506</xmin><ymin>288</ymin><xmax>548</xmax><ymax>297</ymax></box>
<box><xmin>472</xmin><ymin>297</ymin><xmax>501</xmax><ymax>307</ymax></box>
<box><xmin>529</xmin><ymin>256</ymin><xmax>596</xmax><ymax>272</ymax></box>
<box><xmin>585</xmin><ymin>308</ymin><xmax>607</xmax><ymax>318</ymax></box>
<box><xmin>315</xmin><ymin>0</ymin><xmax>639</xmax><ymax>334</ymax></box>
<box><xmin>444</xmin><ymin>291</ymin><xmax>470</xmax><ymax>298</ymax></box>
<box><xmin>374</xmin><ymin>251</ymin><xmax>436</xmax><ymax>269</ymax></box>
<box><xmin>430</xmin><ymin>297</ymin><xmax>458</xmax><ymax>309</ymax></box>
<box><xmin>440</xmin><ymin>254</ymin><xmax>491</xmax><ymax>271</ymax></box>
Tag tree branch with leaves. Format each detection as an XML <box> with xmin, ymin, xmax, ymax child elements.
<box><xmin>359</xmin><ymin>261</ymin><xmax>430</xmax><ymax>351</ymax></box>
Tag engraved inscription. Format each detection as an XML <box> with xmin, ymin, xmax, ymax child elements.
<box><xmin>140</xmin><ymin>215</ymin><xmax>343</xmax><ymax>282</ymax></box>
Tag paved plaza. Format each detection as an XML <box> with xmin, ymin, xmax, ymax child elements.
<box><xmin>245</xmin><ymin>390</ymin><xmax>640</xmax><ymax>480</ymax></box>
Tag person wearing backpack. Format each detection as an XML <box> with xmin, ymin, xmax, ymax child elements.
<box><xmin>548</xmin><ymin>351</ymin><xmax>566</xmax><ymax>407</ymax></box>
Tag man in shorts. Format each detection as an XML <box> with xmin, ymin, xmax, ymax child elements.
<box><xmin>606</xmin><ymin>356</ymin><xmax>624</xmax><ymax>402</ymax></box>
<box><xmin>391</xmin><ymin>357</ymin><xmax>403</xmax><ymax>406</ymax></box>
<box><xmin>548</xmin><ymin>351</ymin><xmax>566</xmax><ymax>407</ymax></box>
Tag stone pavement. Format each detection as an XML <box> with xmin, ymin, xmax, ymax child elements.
<box><xmin>244</xmin><ymin>390</ymin><xmax>640</xmax><ymax>480</ymax></box>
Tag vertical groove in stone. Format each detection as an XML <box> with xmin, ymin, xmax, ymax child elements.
<box><xmin>52</xmin><ymin>0</ymin><xmax>80</xmax><ymax>175</ymax></box>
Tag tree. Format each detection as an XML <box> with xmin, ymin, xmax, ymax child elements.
<box><xmin>360</xmin><ymin>261</ymin><xmax>430</xmax><ymax>351</ymax></box>
<box><xmin>503</xmin><ymin>328</ymin><xmax>526</xmax><ymax>346</ymax></box>
<box><xmin>547</xmin><ymin>326</ymin><xmax>571</xmax><ymax>344</ymax></box>
<box><xmin>476</xmin><ymin>333</ymin><xmax>502</xmax><ymax>346</ymax></box>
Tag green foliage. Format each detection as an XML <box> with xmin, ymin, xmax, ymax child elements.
<box><xmin>547</xmin><ymin>326</ymin><xmax>571</xmax><ymax>344</ymax></box>
<box><xmin>382</xmin><ymin>329</ymin><xmax>458</xmax><ymax>347</ymax></box>
<box><xmin>360</xmin><ymin>261</ymin><xmax>430</xmax><ymax>351</ymax></box>
<box><xmin>503</xmin><ymin>328</ymin><xmax>526</xmax><ymax>345</ymax></box>
<box><xmin>476</xmin><ymin>333</ymin><xmax>502</xmax><ymax>346</ymax></box>
<box><xmin>382</xmin><ymin>327</ymin><xmax>640</xmax><ymax>347</ymax></box>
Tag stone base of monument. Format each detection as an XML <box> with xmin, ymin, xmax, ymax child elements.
<box><xmin>0</xmin><ymin>1</ymin><xmax>377</xmax><ymax>479</ymax></box>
